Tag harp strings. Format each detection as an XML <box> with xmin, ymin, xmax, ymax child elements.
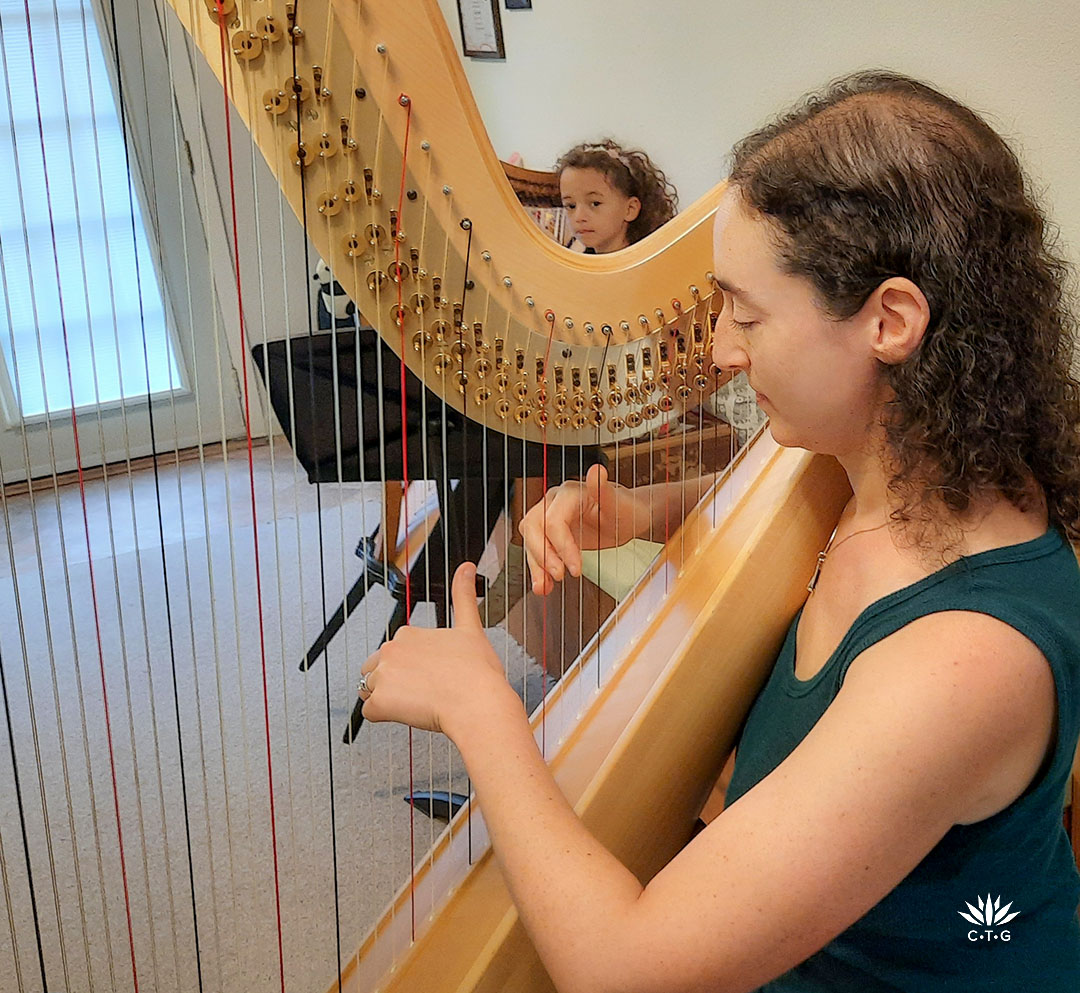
<box><xmin>118</xmin><ymin>1</ymin><xmax>208</xmax><ymax>988</ymax></box>
<box><xmin>210</xmin><ymin>3</ymin><xmax>289</xmax><ymax>990</ymax></box>
<box><xmin>19</xmin><ymin>2</ymin><xmax>152</xmax><ymax>989</ymax></box>
<box><xmin>174</xmin><ymin>0</ymin><xmax>254</xmax><ymax>978</ymax></box>
<box><xmin>0</xmin><ymin>9</ymin><xmax>79</xmax><ymax>991</ymax></box>
<box><xmin>287</xmin><ymin>0</ymin><xmax>349</xmax><ymax>982</ymax></box>
<box><xmin>2</xmin><ymin>0</ymin><xmax>746</xmax><ymax>986</ymax></box>
<box><xmin>234</xmin><ymin>0</ymin><xmax>306</xmax><ymax>901</ymax></box>
<box><xmin>391</xmin><ymin>83</ymin><xmax>419</xmax><ymax>940</ymax></box>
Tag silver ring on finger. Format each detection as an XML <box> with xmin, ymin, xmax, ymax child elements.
<box><xmin>358</xmin><ymin>672</ymin><xmax>372</xmax><ymax>696</ymax></box>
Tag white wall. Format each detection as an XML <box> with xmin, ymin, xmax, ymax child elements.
<box><xmin>436</xmin><ymin>0</ymin><xmax>1080</xmax><ymax>275</ymax></box>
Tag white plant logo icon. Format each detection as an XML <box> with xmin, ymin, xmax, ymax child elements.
<box><xmin>960</xmin><ymin>894</ymin><xmax>1020</xmax><ymax>942</ymax></box>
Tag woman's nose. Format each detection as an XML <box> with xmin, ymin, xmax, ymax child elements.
<box><xmin>711</xmin><ymin>300</ymin><xmax>750</xmax><ymax>372</ymax></box>
<box><xmin>711</xmin><ymin>335</ymin><xmax>749</xmax><ymax>374</ymax></box>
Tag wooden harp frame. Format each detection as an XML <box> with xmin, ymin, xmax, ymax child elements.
<box><xmin>162</xmin><ymin>1</ymin><xmax>852</xmax><ymax>990</ymax></box>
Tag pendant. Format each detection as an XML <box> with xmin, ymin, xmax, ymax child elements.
<box><xmin>806</xmin><ymin>550</ymin><xmax>827</xmax><ymax>594</ymax></box>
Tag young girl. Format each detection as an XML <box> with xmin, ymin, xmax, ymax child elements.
<box><xmin>481</xmin><ymin>139</ymin><xmax>677</xmax><ymax>630</ymax></box>
<box><xmin>357</xmin><ymin>72</ymin><xmax>1080</xmax><ymax>991</ymax></box>
<box><xmin>556</xmin><ymin>138</ymin><xmax>677</xmax><ymax>253</ymax></box>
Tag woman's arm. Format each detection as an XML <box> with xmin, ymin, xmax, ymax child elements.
<box><xmin>360</xmin><ymin>571</ymin><xmax>1056</xmax><ymax>993</ymax></box>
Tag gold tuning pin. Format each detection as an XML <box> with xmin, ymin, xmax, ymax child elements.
<box><xmin>624</xmin><ymin>353</ymin><xmax>641</xmax><ymax>404</ymax></box>
<box><xmin>340</xmin><ymin>118</ymin><xmax>354</xmax><ymax>152</ymax></box>
<box><xmin>286</xmin><ymin>3</ymin><xmax>303</xmax><ymax>43</ymax></box>
<box><xmin>607</xmin><ymin>364</ymin><xmax>622</xmax><ymax>408</ymax></box>
<box><xmin>570</xmin><ymin>367</ymin><xmax>585</xmax><ymax>412</ymax></box>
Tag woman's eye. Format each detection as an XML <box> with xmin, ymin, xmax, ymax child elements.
<box><xmin>590</xmin><ymin>200</ymin><xmax>602</xmax><ymax>207</ymax></box>
<box><xmin>731</xmin><ymin>317</ymin><xmax>757</xmax><ymax>332</ymax></box>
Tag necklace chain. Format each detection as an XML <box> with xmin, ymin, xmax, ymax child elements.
<box><xmin>806</xmin><ymin>520</ymin><xmax>890</xmax><ymax>594</ymax></box>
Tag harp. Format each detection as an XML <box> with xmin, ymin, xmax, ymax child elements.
<box><xmin>0</xmin><ymin>1</ymin><xmax>849</xmax><ymax>991</ymax></box>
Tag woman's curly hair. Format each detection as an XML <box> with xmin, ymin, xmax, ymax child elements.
<box><xmin>555</xmin><ymin>139</ymin><xmax>678</xmax><ymax>244</ymax></box>
<box><xmin>729</xmin><ymin>70</ymin><xmax>1080</xmax><ymax>542</ymax></box>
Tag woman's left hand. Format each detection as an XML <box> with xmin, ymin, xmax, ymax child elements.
<box><xmin>358</xmin><ymin>562</ymin><xmax>519</xmax><ymax>736</ymax></box>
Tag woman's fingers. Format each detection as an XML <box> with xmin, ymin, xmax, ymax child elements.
<box><xmin>522</xmin><ymin>531</ymin><xmax>566</xmax><ymax>595</ymax></box>
<box><xmin>543</xmin><ymin>513</ymin><xmax>583</xmax><ymax>578</ymax></box>
<box><xmin>584</xmin><ymin>461</ymin><xmax>609</xmax><ymax>497</ymax></box>
<box><xmin>358</xmin><ymin>649</ymin><xmax>380</xmax><ymax>700</ymax></box>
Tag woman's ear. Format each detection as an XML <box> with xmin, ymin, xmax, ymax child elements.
<box><xmin>865</xmin><ymin>277</ymin><xmax>930</xmax><ymax>365</ymax></box>
<box><xmin>624</xmin><ymin>197</ymin><xmax>642</xmax><ymax>224</ymax></box>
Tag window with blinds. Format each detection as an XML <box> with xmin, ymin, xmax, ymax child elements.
<box><xmin>0</xmin><ymin>0</ymin><xmax>182</xmax><ymax>421</ymax></box>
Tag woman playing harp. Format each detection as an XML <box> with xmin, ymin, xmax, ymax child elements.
<box><xmin>357</xmin><ymin>71</ymin><xmax>1080</xmax><ymax>992</ymax></box>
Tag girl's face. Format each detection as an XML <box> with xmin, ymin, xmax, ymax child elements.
<box><xmin>710</xmin><ymin>192</ymin><xmax>888</xmax><ymax>457</ymax></box>
<box><xmin>559</xmin><ymin>167</ymin><xmax>641</xmax><ymax>253</ymax></box>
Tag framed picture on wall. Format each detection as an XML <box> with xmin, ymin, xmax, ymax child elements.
<box><xmin>457</xmin><ymin>0</ymin><xmax>506</xmax><ymax>60</ymax></box>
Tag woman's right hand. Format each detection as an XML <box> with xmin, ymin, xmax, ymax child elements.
<box><xmin>518</xmin><ymin>463</ymin><xmax>653</xmax><ymax>595</ymax></box>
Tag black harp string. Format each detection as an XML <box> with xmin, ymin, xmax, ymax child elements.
<box><xmin>458</xmin><ymin>215</ymin><xmax>476</xmax><ymax>868</ymax></box>
<box><xmin>106</xmin><ymin>0</ymin><xmax>206</xmax><ymax>985</ymax></box>
<box><xmin>0</xmin><ymin>645</ymin><xmax>47</xmax><ymax>993</ymax></box>
<box><xmin>287</xmin><ymin>0</ymin><xmax>346</xmax><ymax>985</ymax></box>
<box><xmin>539</xmin><ymin>309</ymin><xmax>558</xmax><ymax>757</ymax></box>
<box><xmin>436</xmin><ymin>192</ymin><xmax>455</xmax><ymax>865</ymax></box>
<box><xmin>594</xmin><ymin>324</ymin><xmax>614</xmax><ymax>690</ymax></box>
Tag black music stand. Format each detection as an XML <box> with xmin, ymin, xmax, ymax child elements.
<box><xmin>251</xmin><ymin>327</ymin><xmax>601</xmax><ymax>742</ymax></box>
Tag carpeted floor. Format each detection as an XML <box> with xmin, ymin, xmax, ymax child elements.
<box><xmin>0</xmin><ymin>439</ymin><xmax>543</xmax><ymax>993</ymax></box>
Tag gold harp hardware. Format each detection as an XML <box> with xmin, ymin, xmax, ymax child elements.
<box><xmin>166</xmin><ymin>0</ymin><xmax>726</xmax><ymax>446</ymax></box>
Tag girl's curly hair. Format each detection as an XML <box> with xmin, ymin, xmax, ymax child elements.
<box><xmin>729</xmin><ymin>70</ymin><xmax>1080</xmax><ymax>542</ymax></box>
<box><xmin>555</xmin><ymin>139</ymin><xmax>678</xmax><ymax>244</ymax></box>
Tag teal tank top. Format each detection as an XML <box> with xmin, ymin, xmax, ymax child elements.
<box><xmin>725</xmin><ymin>529</ymin><xmax>1080</xmax><ymax>991</ymax></box>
